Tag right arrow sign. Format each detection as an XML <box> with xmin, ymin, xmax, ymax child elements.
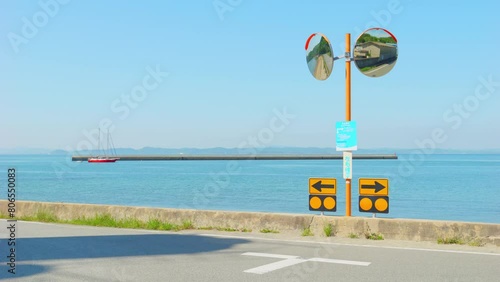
<box><xmin>359</xmin><ymin>178</ymin><xmax>389</xmax><ymax>196</ymax></box>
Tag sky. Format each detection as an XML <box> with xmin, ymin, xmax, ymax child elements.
<box><xmin>1</xmin><ymin>0</ymin><xmax>500</xmax><ymax>151</ymax></box>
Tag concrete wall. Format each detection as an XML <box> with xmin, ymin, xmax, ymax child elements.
<box><xmin>356</xmin><ymin>42</ymin><xmax>397</xmax><ymax>60</ymax></box>
<box><xmin>354</xmin><ymin>57</ymin><xmax>380</xmax><ymax>69</ymax></box>
<box><xmin>2</xmin><ymin>201</ymin><xmax>499</xmax><ymax>246</ymax></box>
<box><xmin>354</xmin><ymin>42</ymin><xmax>397</xmax><ymax>69</ymax></box>
<box><xmin>72</xmin><ymin>154</ymin><xmax>398</xmax><ymax>161</ymax></box>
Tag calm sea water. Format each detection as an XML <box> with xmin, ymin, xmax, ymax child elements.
<box><xmin>1</xmin><ymin>154</ymin><xmax>499</xmax><ymax>224</ymax></box>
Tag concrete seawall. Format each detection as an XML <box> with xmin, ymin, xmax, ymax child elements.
<box><xmin>2</xmin><ymin>201</ymin><xmax>499</xmax><ymax>246</ymax></box>
<box><xmin>71</xmin><ymin>154</ymin><xmax>398</xmax><ymax>161</ymax></box>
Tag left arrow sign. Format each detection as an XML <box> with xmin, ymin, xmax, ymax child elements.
<box><xmin>312</xmin><ymin>181</ymin><xmax>335</xmax><ymax>192</ymax></box>
<box><xmin>309</xmin><ymin>178</ymin><xmax>336</xmax><ymax>194</ymax></box>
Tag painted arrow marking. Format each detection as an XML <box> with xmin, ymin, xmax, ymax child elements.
<box><xmin>242</xmin><ymin>252</ymin><xmax>370</xmax><ymax>274</ymax></box>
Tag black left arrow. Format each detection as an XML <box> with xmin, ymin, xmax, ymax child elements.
<box><xmin>312</xmin><ymin>181</ymin><xmax>335</xmax><ymax>192</ymax></box>
<box><xmin>361</xmin><ymin>181</ymin><xmax>385</xmax><ymax>193</ymax></box>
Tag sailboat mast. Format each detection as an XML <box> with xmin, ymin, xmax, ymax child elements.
<box><xmin>106</xmin><ymin>131</ymin><xmax>109</xmax><ymax>157</ymax></box>
<box><xmin>97</xmin><ymin>128</ymin><xmax>101</xmax><ymax>156</ymax></box>
<box><xmin>88</xmin><ymin>128</ymin><xmax>119</xmax><ymax>162</ymax></box>
<box><xmin>109</xmin><ymin>131</ymin><xmax>117</xmax><ymax>156</ymax></box>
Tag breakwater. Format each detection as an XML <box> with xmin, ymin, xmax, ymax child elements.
<box><xmin>71</xmin><ymin>154</ymin><xmax>398</xmax><ymax>161</ymax></box>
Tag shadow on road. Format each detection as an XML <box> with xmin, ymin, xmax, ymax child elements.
<box><xmin>0</xmin><ymin>264</ymin><xmax>51</xmax><ymax>280</ymax></box>
<box><xmin>0</xmin><ymin>233</ymin><xmax>249</xmax><ymax>279</ymax></box>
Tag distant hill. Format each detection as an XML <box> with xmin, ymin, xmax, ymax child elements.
<box><xmin>0</xmin><ymin>148</ymin><xmax>54</xmax><ymax>155</ymax></box>
<box><xmin>1</xmin><ymin>147</ymin><xmax>500</xmax><ymax>155</ymax></box>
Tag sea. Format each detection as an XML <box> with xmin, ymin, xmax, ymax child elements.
<box><xmin>1</xmin><ymin>154</ymin><xmax>499</xmax><ymax>224</ymax></box>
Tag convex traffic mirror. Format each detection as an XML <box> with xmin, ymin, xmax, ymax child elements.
<box><xmin>305</xmin><ymin>33</ymin><xmax>334</xmax><ymax>80</ymax></box>
<box><xmin>353</xmin><ymin>28</ymin><xmax>398</xmax><ymax>78</ymax></box>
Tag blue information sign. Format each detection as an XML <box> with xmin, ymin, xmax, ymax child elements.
<box><xmin>336</xmin><ymin>121</ymin><xmax>357</xmax><ymax>151</ymax></box>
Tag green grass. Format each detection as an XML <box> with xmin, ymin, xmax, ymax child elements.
<box><xmin>216</xmin><ymin>227</ymin><xmax>238</xmax><ymax>232</ymax></box>
<box><xmin>348</xmin><ymin>233</ymin><xmax>360</xmax><ymax>239</ymax></box>
<box><xmin>146</xmin><ymin>218</ymin><xmax>162</xmax><ymax>230</ymax></box>
<box><xmin>324</xmin><ymin>224</ymin><xmax>334</xmax><ymax>237</ymax></box>
<box><xmin>301</xmin><ymin>228</ymin><xmax>314</xmax><ymax>237</ymax></box>
<box><xmin>2</xmin><ymin>211</ymin><xmax>257</xmax><ymax>234</ymax></box>
<box><xmin>120</xmin><ymin>218</ymin><xmax>144</xmax><ymax>229</ymax></box>
<box><xmin>198</xmin><ymin>226</ymin><xmax>252</xmax><ymax>232</ymax></box>
<box><xmin>360</xmin><ymin>66</ymin><xmax>376</xmax><ymax>72</ymax></box>
<box><xmin>70</xmin><ymin>214</ymin><xmax>119</xmax><ymax>227</ymax></box>
<box><xmin>181</xmin><ymin>220</ymin><xmax>194</xmax><ymax>230</ymax></box>
<box><xmin>365</xmin><ymin>232</ymin><xmax>384</xmax><ymax>240</ymax></box>
<box><xmin>437</xmin><ymin>236</ymin><xmax>464</xmax><ymax>245</ymax></box>
<box><xmin>34</xmin><ymin>210</ymin><xmax>58</xmax><ymax>222</ymax></box>
<box><xmin>197</xmin><ymin>226</ymin><xmax>214</xmax><ymax>230</ymax></box>
<box><xmin>159</xmin><ymin>222</ymin><xmax>178</xmax><ymax>231</ymax></box>
<box><xmin>16</xmin><ymin>210</ymin><xmax>58</xmax><ymax>223</ymax></box>
<box><xmin>437</xmin><ymin>236</ymin><xmax>484</xmax><ymax>246</ymax></box>
<box><xmin>260</xmin><ymin>228</ymin><xmax>279</xmax><ymax>234</ymax></box>
<box><xmin>2</xmin><ymin>211</ymin><xmax>199</xmax><ymax>232</ymax></box>
<box><xmin>467</xmin><ymin>238</ymin><xmax>485</xmax><ymax>247</ymax></box>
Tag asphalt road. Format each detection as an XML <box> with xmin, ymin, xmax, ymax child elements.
<box><xmin>1</xmin><ymin>220</ymin><xmax>499</xmax><ymax>281</ymax></box>
<box><xmin>362</xmin><ymin>60</ymin><xmax>397</xmax><ymax>77</ymax></box>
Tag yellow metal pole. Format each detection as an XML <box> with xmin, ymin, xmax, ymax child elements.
<box><xmin>345</xmin><ymin>33</ymin><xmax>352</xmax><ymax>217</ymax></box>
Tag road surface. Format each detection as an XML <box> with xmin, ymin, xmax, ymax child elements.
<box><xmin>362</xmin><ymin>59</ymin><xmax>397</xmax><ymax>77</ymax></box>
<box><xmin>1</xmin><ymin>220</ymin><xmax>499</xmax><ymax>281</ymax></box>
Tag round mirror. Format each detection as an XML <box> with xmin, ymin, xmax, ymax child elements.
<box><xmin>305</xmin><ymin>33</ymin><xmax>334</xmax><ymax>80</ymax></box>
<box><xmin>354</xmin><ymin>28</ymin><xmax>398</xmax><ymax>78</ymax></box>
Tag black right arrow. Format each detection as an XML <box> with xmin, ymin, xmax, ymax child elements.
<box><xmin>361</xmin><ymin>181</ymin><xmax>385</xmax><ymax>193</ymax></box>
<box><xmin>312</xmin><ymin>181</ymin><xmax>335</xmax><ymax>192</ymax></box>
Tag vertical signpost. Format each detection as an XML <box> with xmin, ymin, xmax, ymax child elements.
<box><xmin>305</xmin><ymin>28</ymin><xmax>398</xmax><ymax>217</ymax></box>
<box><xmin>342</xmin><ymin>152</ymin><xmax>352</xmax><ymax>179</ymax></box>
<box><xmin>345</xmin><ymin>33</ymin><xmax>352</xmax><ymax>216</ymax></box>
<box><xmin>336</xmin><ymin>120</ymin><xmax>357</xmax><ymax>216</ymax></box>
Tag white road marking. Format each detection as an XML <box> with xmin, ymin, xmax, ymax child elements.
<box><xmin>201</xmin><ymin>233</ymin><xmax>500</xmax><ymax>257</ymax></box>
<box><xmin>242</xmin><ymin>252</ymin><xmax>298</xmax><ymax>259</ymax></box>
<box><xmin>308</xmin><ymin>257</ymin><xmax>371</xmax><ymax>266</ymax></box>
<box><xmin>244</xmin><ymin>258</ymin><xmax>308</xmax><ymax>274</ymax></box>
<box><xmin>242</xmin><ymin>252</ymin><xmax>370</xmax><ymax>274</ymax></box>
<box><xmin>365</xmin><ymin>63</ymin><xmax>389</xmax><ymax>74</ymax></box>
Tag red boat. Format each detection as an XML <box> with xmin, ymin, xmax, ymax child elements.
<box><xmin>88</xmin><ymin>129</ymin><xmax>119</xmax><ymax>163</ymax></box>
<box><xmin>88</xmin><ymin>157</ymin><xmax>119</xmax><ymax>163</ymax></box>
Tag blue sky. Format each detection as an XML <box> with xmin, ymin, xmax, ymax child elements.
<box><xmin>1</xmin><ymin>0</ymin><xmax>499</xmax><ymax>150</ymax></box>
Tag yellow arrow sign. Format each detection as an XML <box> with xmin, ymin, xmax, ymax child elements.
<box><xmin>359</xmin><ymin>178</ymin><xmax>389</xmax><ymax>196</ymax></box>
<box><xmin>309</xmin><ymin>178</ymin><xmax>336</xmax><ymax>194</ymax></box>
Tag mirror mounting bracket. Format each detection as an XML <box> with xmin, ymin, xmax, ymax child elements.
<box><xmin>345</xmin><ymin>52</ymin><xmax>351</xmax><ymax>61</ymax></box>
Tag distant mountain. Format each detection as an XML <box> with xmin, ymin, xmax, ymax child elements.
<box><xmin>0</xmin><ymin>148</ymin><xmax>53</xmax><ymax>154</ymax></box>
<box><xmin>50</xmin><ymin>149</ymin><xmax>69</xmax><ymax>155</ymax></box>
<box><xmin>1</xmin><ymin>147</ymin><xmax>500</xmax><ymax>155</ymax></box>
<box><xmin>69</xmin><ymin>147</ymin><xmax>379</xmax><ymax>156</ymax></box>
